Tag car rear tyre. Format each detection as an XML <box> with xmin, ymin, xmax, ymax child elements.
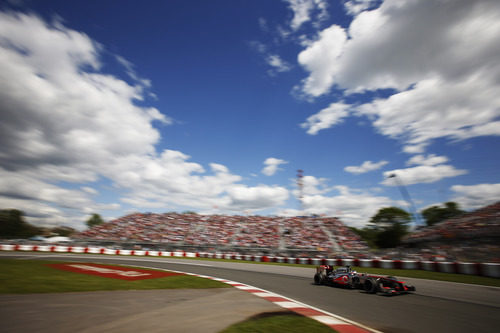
<box><xmin>314</xmin><ymin>272</ymin><xmax>325</xmax><ymax>285</ymax></box>
<box><xmin>364</xmin><ymin>278</ymin><xmax>378</xmax><ymax>293</ymax></box>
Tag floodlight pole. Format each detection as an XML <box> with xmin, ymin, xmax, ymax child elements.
<box><xmin>387</xmin><ymin>173</ymin><xmax>421</xmax><ymax>227</ymax></box>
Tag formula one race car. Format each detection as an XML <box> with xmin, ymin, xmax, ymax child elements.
<box><xmin>313</xmin><ymin>265</ymin><xmax>416</xmax><ymax>295</ymax></box>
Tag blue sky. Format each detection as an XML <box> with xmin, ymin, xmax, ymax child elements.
<box><xmin>1</xmin><ymin>0</ymin><xmax>499</xmax><ymax>230</ymax></box>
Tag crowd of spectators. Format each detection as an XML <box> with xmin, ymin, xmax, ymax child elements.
<box><xmin>398</xmin><ymin>201</ymin><xmax>500</xmax><ymax>263</ymax></box>
<box><xmin>405</xmin><ymin>201</ymin><xmax>500</xmax><ymax>243</ymax></box>
<box><xmin>77</xmin><ymin>213</ymin><xmax>367</xmax><ymax>256</ymax></box>
<box><xmin>75</xmin><ymin>201</ymin><xmax>499</xmax><ymax>262</ymax></box>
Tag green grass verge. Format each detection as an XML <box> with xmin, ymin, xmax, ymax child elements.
<box><xmin>219</xmin><ymin>311</ymin><xmax>336</xmax><ymax>333</ymax></box>
<box><xmin>0</xmin><ymin>258</ymin><xmax>230</xmax><ymax>294</ymax></box>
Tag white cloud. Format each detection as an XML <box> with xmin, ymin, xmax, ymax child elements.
<box><xmin>262</xmin><ymin>157</ymin><xmax>288</xmax><ymax>176</ymax></box>
<box><xmin>300</xmin><ymin>102</ymin><xmax>350</xmax><ymax>134</ymax></box>
<box><xmin>226</xmin><ymin>184</ymin><xmax>289</xmax><ymax>211</ymax></box>
<box><xmin>358</xmin><ymin>76</ymin><xmax>500</xmax><ymax>150</ymax></box>
<box><xmin>345</xmin><ymin>160</ymin><xmax>388</xmax><ymax>174</ymax></box>
<box><xmin>382</xmin><ymin>165</ymin><xmax>468</xmax><ymax>186</ymax></box>
<box><xmin>297</xmin><ymin>0</ymin><xmax>500</xmax><ymax>149</ymax></box>
<box><xmin>344</xmin><ymin>0</ymin><xmax>380</xmax><ymax>16</ymax></box>
<box><xmin>450</xmin><ymin>183</ymin><xmax>500</xmax><ymax>210</ymax></box>
<box><xmin>296</xmin><ymin>24</ymin><xmax>347</xmax><ymax>97</ymax></box>
<box><xmin>293</xmin><ymin>175</ymin><xmax>331</xmax><ymax>196</ymax></box>
<box><xmin>266</xmin><ymin>54</ymin><xmax>292</xmax><ymax>74</ymax></box>
<box><xmin>299</xmin><ymin>185</ymin><xmax>395</xmax><ymax>227</ymax></box>
<box><xmin>284</xmin><ymin>0</ymin><xmax>329</xmax><ymax>31</ymax></box>
<box><xmin>406</xmin><ymin>154</ymin><xmax>448</xmax><ymax>166</ymax></box>
<box><xmin>81</xmin><ymin>186</ymin><xmax>98</xmax><ymax>195</ymax></box>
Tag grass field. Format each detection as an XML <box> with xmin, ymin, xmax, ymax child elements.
<box><xmin>220</xmin><ymin>311</ymin><xmax>335</xmax><ymax>333</ymax></box>
<box><xmin>0</xmin><ymin>258</ymin><xmax>230</xmax><ymax>293</ymax></box>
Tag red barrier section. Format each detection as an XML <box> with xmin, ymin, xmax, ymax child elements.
<box><xmin>475</xmin><ymin>263</ymin><xmax>482</xmax><ymax>276</ymax></box>
<box><xmin>433</xmin><ymin>262</ymin><xmax>440</xmax><ymax>272</ymax></box>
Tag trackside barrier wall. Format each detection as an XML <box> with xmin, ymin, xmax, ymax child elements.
<box><xmin>1</xmin><ymin>244</ymin><xmax>499</xmax><ymax>278</ymax></box>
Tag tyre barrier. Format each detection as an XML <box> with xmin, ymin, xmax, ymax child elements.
<box><xmin>1</xmin><ymin>244</ymin><xmax>498</xmax><ymax>278</ymax></box>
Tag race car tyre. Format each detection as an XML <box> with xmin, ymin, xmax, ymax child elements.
<box><xmin>364</xmin><ymin>277</ymin><xmax>378</xmax><ymax>293</ymax></box>
<box><xmin>314</xmin><ymin>272</ymin><xmax>325</xmax><ymax>285</ymax></box>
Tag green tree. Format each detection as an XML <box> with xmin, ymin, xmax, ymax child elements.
<box><xmin>349</xmin><ymin>227</ymin><xmax>378</xmax><ymax>248</ymax></box>
<box><xmin>0</xmin><ymin>209</ymin><xmax>41</xmax><ymax>238</ymax></box>
<box><xmin>85</xmin><ymin>213</ymin><xmax>104</xmax><ymax>229</ymax></box>
<box><xmin>369</xmin><ymin>207</ymin><xmax>411</xmax><ymax>248</ymax></box>
<box><xmin>421</xmin><ymin>202</ymin><xmax>464</xmax><ymax>226</ymax></box>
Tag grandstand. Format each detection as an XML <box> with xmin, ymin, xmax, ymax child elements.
<box><xmin>76</xmin><ymin>214</ymin><xmax>369</xmax><ymax>257</ymax></box>
<box><xmin>405</xmin><ymin>201</ymin><xmax>500</xmax><ymax>243</ymax></box>
<box><xmin>75</xmin><ymin>201</ymin><xmax>500</xmax><ymax>262</ymax></box>
<box><xmin>402</xmin><ymin>201</ymin><xmax>500</xmax><ymax>262</ymax></box>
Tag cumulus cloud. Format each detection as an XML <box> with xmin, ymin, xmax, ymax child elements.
<box><xmin>344</xmin><ymin>160</ymin><xmax>388</xmax><ymax>174</ymax></box>
<box><xmin>301</xmin><ymin>102</ymin><xmax>350</xmax><ymax>134</ymax></box>
<box><xmin>295</xmin><ymin>185</ymin><xmax>395</xmax><ymax>227</ymax></box>
<box><xmin>406</xmin><ymin>154</ymin><xmax>448</xmax><ymax>166</ymax></box>
<box><xmin>450</xmin><ymin>183</ymin><xmax>500</xmax><ymax>210</ymax></box>
<box><xmin>382</xmin><ymin>165</ymin><xmax>468</xmax><ymax>186</ymax></box>
<box><xmin>380</xmin><ymin>154</ymin><xmax>467</xmax><ymax>186</ymax></box>
<box><xmin>286</xmin><ymin>176</ymin><xmax>396</xmax><ymax>226</ymax></box>
<box><xmin>262</xmin><ymin>157</ymin><xmax>288</xmax><ymax>176</ymax></box>
<box><xmin>298</xmin><ymin>0</ymin><xmax>500</xmax><ymax>150</ymax></box>
<box><xmin>226</xmin><ymin>184</ymin><xmax>289</xmax><ymax>211</ymax></box>
<box><xmin>0</xmin><ymin>11</ymin><xmax>291</xmax><ymax>228</ymax></box>
<box><xmin>292</xmin><ymin>175</ymin><xmax>331</xmax><ymax>197</ymax></box>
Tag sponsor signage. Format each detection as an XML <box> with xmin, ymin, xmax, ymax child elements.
<box><xmin>47</xmin><ymin>263</ymin><xmax>182</xmax><ymax>281</ymax></box>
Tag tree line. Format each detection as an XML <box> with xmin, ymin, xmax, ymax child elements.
<box><xmin>0</xmin><ymin>209</ymin><xmax>104</xmax><ymax>239</ymax></box>
<box><xmin>350</xmin><ymin>202</ymin><xmax>465</xmax><ymax>248</ymax></box>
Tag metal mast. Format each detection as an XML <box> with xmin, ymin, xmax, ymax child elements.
<box><xmin>297</xmin><ymin>169</ymin><xmax>304</xmax><ymax>213</ymax></box>
<box><xmin>387</xmin><ymin>173</ymin><xmax>421</xmax><ymax>227</ymax></box>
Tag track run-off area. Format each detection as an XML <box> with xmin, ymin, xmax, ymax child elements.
<box><xmin>2</xmin><ymin>252</ymin><xmax>499</xmax><ymax>333</ymax></box>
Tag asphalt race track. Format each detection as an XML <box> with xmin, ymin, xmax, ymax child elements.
<box><xmin>2</xmin><ymin>252</ymin><xmax>499</xmax><ymax>333</ymax></box>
